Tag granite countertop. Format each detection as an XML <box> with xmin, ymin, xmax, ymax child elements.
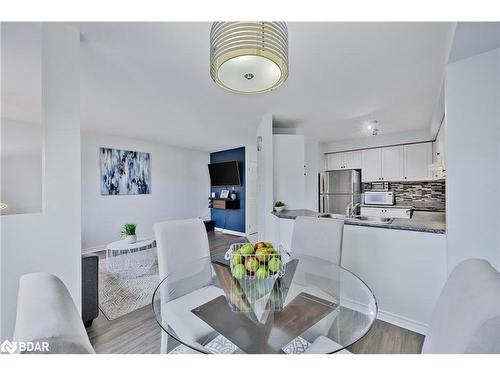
<box><xmin>272</xmin><ymin>209</ymin><xmax>446</xmax><ymax>234</ymax></box>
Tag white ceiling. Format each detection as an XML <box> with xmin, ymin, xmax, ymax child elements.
<box><xmin>3</xmin><ymin>22</ymin><xmax>456</xmax><ymax>152</ymax></box>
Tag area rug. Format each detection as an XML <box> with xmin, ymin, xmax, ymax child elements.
<box><xmin>98</xmin><ymin>258</ymin><xmax>159</xmax><ymax>320</ymax></box>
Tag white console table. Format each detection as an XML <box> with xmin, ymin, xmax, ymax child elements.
<box><xmin>106</xmin><ymin>238</ymin><xmax>156</xmax><ymax>278</ymax></box>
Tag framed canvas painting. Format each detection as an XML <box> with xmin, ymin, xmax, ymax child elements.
<box><xmin>100</xmin><ymin>147</ymin><xmax>151</xmax><ymax>195</ymax></box>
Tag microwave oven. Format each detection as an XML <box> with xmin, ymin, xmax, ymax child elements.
<box><xmin>364</xmin><ymin>191</ymin><xmax>395</xmax><ymax>205</ymax></box>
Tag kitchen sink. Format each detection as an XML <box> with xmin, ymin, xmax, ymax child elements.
<box><xmin>350</xmin><ymin>216</ymin><xmax>394</xmax><ymax>224</ymax></box>
<box><xmin>319</xmin><ymin>213</ymin><xmax>394</xmax><ymax>224</ymax></box>
<box><xmin>318</xmin><ymin>213</ymin><xmax>347</xmax><ymax>220</ymax></box>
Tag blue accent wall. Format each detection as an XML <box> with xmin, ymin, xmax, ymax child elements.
<box><xmin>210</xmin><ymin>147</ymin><xmax>245</xmax><ymax>233</ymax></box>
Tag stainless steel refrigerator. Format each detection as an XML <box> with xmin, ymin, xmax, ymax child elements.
<box><xmin>319</xmin><ymin>170</ymin><xmax>361</xmax><ymax>214</ymax></box>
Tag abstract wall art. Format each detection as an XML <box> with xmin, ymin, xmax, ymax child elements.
<box><xmin>100</xmin><ymin>147</ymin><xmax>151</xmax><ymax>195</ymax></box>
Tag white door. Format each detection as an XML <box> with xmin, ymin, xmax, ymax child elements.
<box><xmin>404</xmin><ymin>143</ymin><xmax>432</xmax><ymax>181</ymax></box>
<box><xmin>326</xmin><ymin>153</ymin><xmax>344</xmax><ymax>170</ymax></box>
<box><xmin>246</xmin><ymin>160</ymin><xmax>258</xmax><ymax>235</ymax></box>
<box><xmin>361</xmin><ymin>149</ymin><xmax>382</xmax><ymax>182</ymax></box>
<box><xmin>381</xmin><ymin>146</ymin><xmax>404</xmax><ymax>181</ymax></box>
<box><xmin>343</xmin><ymin>151</ymin><xmax>362</xmax><ymax>169</ymax></box>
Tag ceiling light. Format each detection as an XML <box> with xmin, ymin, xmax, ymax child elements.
<box><xmin>0</xmin><ymin>202</ymin><xmax>7</xmax><ymax>211</ymax></box>
<box><xmin>210</xmin><ymin>22</ymin><xmax>289</xmax><ymax>94</ymax></box>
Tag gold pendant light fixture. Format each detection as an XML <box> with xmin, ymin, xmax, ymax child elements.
<box><xmin>210</xmin><ymin>22</ymin><xmax>288</xmax><ymax>94</ymax></box>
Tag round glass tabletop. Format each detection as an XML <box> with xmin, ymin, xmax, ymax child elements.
<box><xmin>152</xmin><ymin>254</ymin><xmax>377</xmax><ymax>354</ymax></box>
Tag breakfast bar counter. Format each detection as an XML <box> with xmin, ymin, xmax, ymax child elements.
<box><xmin>272</xmin><ymin>209</ymin><xmax>446</xmax><ymax>234</ymax></box>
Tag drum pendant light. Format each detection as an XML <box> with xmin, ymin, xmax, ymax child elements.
<box><xmin>210</xmin><ymin>22</ymin><xmax>288</xmax><ymax>94</ymax></box>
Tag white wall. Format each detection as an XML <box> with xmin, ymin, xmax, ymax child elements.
<box><xmin>446</xmin><ymin>48</ymin><xmax>500</xmax><ymax>272</ymax></box>
<box><xmin>1</xmin><ymin>23</ymin><xmax>81</xmax><ymax>340</ymax></box>
<box><xmin>245</xmin><ymin>141</ymin><xmax>258</xmax><ymax>236</ymax></box>
<box><xmin>81</xmin><ymin>133</ymin><xmax>210</xmax><ymax>250</ymax></box>
<box><xmin>303</xmin><ymin>138</ymin><xmax>321</xmax><ymax>211</ymax></box>
<box><xmin>1</xmin><ymin>155</ymin><xmax>42</xmax><ymax>214</ymax></box>
<box><xmin>273</xmin><ymin>134</ymin><xmax>306</xmax><ymax>209</ymax></box>
<box><xmin>257</xmin><ymin>114</ymin><xmax>274</xmax><ymax>242</ymax></box>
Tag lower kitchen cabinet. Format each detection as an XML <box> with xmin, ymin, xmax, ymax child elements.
<box><xmin>360</xmin><ymin>206</ymin><xmax>412</xmax><ymax>219</ymax></box>
<box><xmin>341</xmin><ymin>225</ymin><xmax>446</xmax><ymax>334</ymax></box>
<box><xmin>273</xmin><ymin>216</ymin><xmax>447</xmax><ymax>334</ymax></box>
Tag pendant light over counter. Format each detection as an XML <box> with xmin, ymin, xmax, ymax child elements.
<box><xmin>210</xmin><ymin>22</ymin><xmax>288</xmax><ymax>94</ymax></box>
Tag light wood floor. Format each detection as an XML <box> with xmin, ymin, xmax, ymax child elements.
<box><xmin>86</xmin><ymin>231</ymin><xmax>424</xmax><ymax>354</ymax></box>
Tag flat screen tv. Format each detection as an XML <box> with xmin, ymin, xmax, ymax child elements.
<box><xmin>208</xmin><ymin>161</ymin><xmax>241</xmax><ymax>186</ymax></box>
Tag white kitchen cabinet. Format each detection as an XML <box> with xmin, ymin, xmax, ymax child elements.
<box><xmin>326</xmin><ymin>151</ymin><xmax>362</xmax><ymax>170</ymax></box>
<box><xmin>360</xmin><ymin>206</ymin><xmax>386</xmax><ymax>217</ymax></box>
<box><xmin>360</xmin><ymin>206</ymin><xmax>412</xmax><ymax>219</ymax></box>
<box><xmin>403</xmin><ymin>143</ymin><xmax>433</xmax><ymax>181</ymax></box>
<box><xmin>381</xmin><ymin>146</ymin><xmax>404</xmax><ymax>181</ymax></box>
<box><xmin>274</xmin><ymin>216</ymin><xmax>447</xmax><ymax>333</ymax></box>
<box><xmin>342</xmin><ymin>225</ymin><xmax>446</xmax><ymax>333</ymax></box>
<box><xmin>361</xmin><ymin>148</ymin><xmax>382</xmax><ymax>182</ymax></box>
<box><xmin>326</xmin><ymin>153</ymin><xmax>344</xmax><ymax>170</ymax></box>
<box><xmin>343</xmin><ymin>151</ymin><xmax>362</xmax><ymax>169</ymax></box>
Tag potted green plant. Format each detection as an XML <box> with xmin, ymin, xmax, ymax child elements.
<box><xmin>121</xmin><ymin>223</ymin><xmax>137</xmax><ymax>244</ymax></box>
<box><xmin>274</xmin><ymin>200</ymin><xmax>286</xmax><ymax>212</ymax></box>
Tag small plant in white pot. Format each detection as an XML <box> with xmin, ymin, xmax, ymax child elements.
<box><xmin>274</xmin><ymin>201</ymin><xmax>286</xmax><ymax>212</ymax></box>
<box><xmin>122</xmin><ymin>223</ymin><xmax>137</xmax><ymax>244</ymax></box>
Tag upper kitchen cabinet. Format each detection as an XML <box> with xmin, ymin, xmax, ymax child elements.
<box><xmin>381</xmin><ymin>146</ymin><xmax>405</xmax><ymax>181</ymax></box>
<box><xmin>326</xmin><ymin>151</ymin><xmax>361</xmax><ymax>170</ymax></box>
<box><xmin>361</xmin><ymin>148</ymin><xmax>382</xmax><ymax>182</ymax></box>
<box><xmin>404</xmin><ymin>143</ymin><xmax>433</xmax><ymax>181</ymax></box>
<box><xmin>343</xmin><ymin>151</ymin><xmax>362</xmax><ymax>169</ymax></box>
<box><xmin>326</xmin><ymin>152</ymin><xmax>344</xmax><ymax>170</ymax></box>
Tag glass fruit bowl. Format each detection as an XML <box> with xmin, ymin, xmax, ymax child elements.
<box><xmin>224</xmin><ymin>242</ymin><xmax>286</xmax><ymax>280</ymax></box>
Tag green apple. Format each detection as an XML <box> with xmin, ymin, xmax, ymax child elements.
<box><xmin>232</xmin><ymin>263</ymin><xmax>246</xmax><ymax>279</ymax></box>
<box><xmin>268</xmin><ymin>257</ymin><xmax>282</xmax><ymax>274</ymax></box>
<box><xmin>232</xmin><ymin>250</ymin><xmax>243</xmax><ymax>264</ymax></box>
<box><xmin>245</xmin><ymin>257</ymin><xmax>260</xmax><ymax>273</ymax></box>
<box><xmin>265</xmin><ymin>242</ymin><xmax>274</xmax><ymax>249</ymax></box>
<box><xmin>240</xmin><ymin>244</ymin><xmax>255</xmax><ymax>255</ymax></box>
<box><xmin>255</xmin><ymin>247</ymin><xmax>272</xmax><ymax>263</ymax></box>
<box><xmin>255</xmin><ymin>266</ymin><xmax>269</xmax><ymax>279</ymax></box>
<box><xmin>254</xmin><ymin>242</ymin><xmax>266</xmax><ymax>251</ymax></box>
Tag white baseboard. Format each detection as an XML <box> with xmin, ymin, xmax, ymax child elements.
<box><xmin>82</xmin><ymin>245</ymin><xmax>105</xmax><ymax>254</ymax></box>
<box><xmin>340</xmin><ymin>296</ymin><xmax>428</xmax><ymax>335</ymax></box>
<box><xmin>377</xmin><ymin>309</ymin><xmax>428</xmax><ymax>335</ymax></box>
<box><xmin>214</xmin><ymin>227</ymin><xmax>247</xmax><ymax>237</ymax></box>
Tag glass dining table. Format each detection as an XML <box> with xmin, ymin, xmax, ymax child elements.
<box><xmin>152</xmin><ymin>253</ymin><xmax>377</xmax><ymax>354</ymax></box>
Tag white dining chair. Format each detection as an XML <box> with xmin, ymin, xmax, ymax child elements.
<box><xmin>153</xmin><ymin>218</ymin><xmax>224</xmax><ymax>354</ymax></box>
<box><xmin>13</xmin><ymin>272</ymin><xmax>95</xmax><ymax>354</ymax></box>
<box><xmin>288</xmin><ymin>217</ymin><xmax>347</xmax><ymax>353</ymax></box>
<box><xmin>290</xmin><ymin>216</ymin><xmax>344</xmax><ymax>265</ymax></box>
<box><xmin>421</xmin><ymin>258</ymin><xmax>500</xmax><ymax>354</ymax></box>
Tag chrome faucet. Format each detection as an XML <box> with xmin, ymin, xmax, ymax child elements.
<box><xmin>346</xmin><ymin>202</ymin><xmax>361</xmax><ymax>218</ymax></box>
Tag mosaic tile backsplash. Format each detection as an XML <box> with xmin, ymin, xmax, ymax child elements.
<box><xmin>363</xmin><ymin>181</ymin><xmax>446</xmax><ymax>210</ymax></box>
